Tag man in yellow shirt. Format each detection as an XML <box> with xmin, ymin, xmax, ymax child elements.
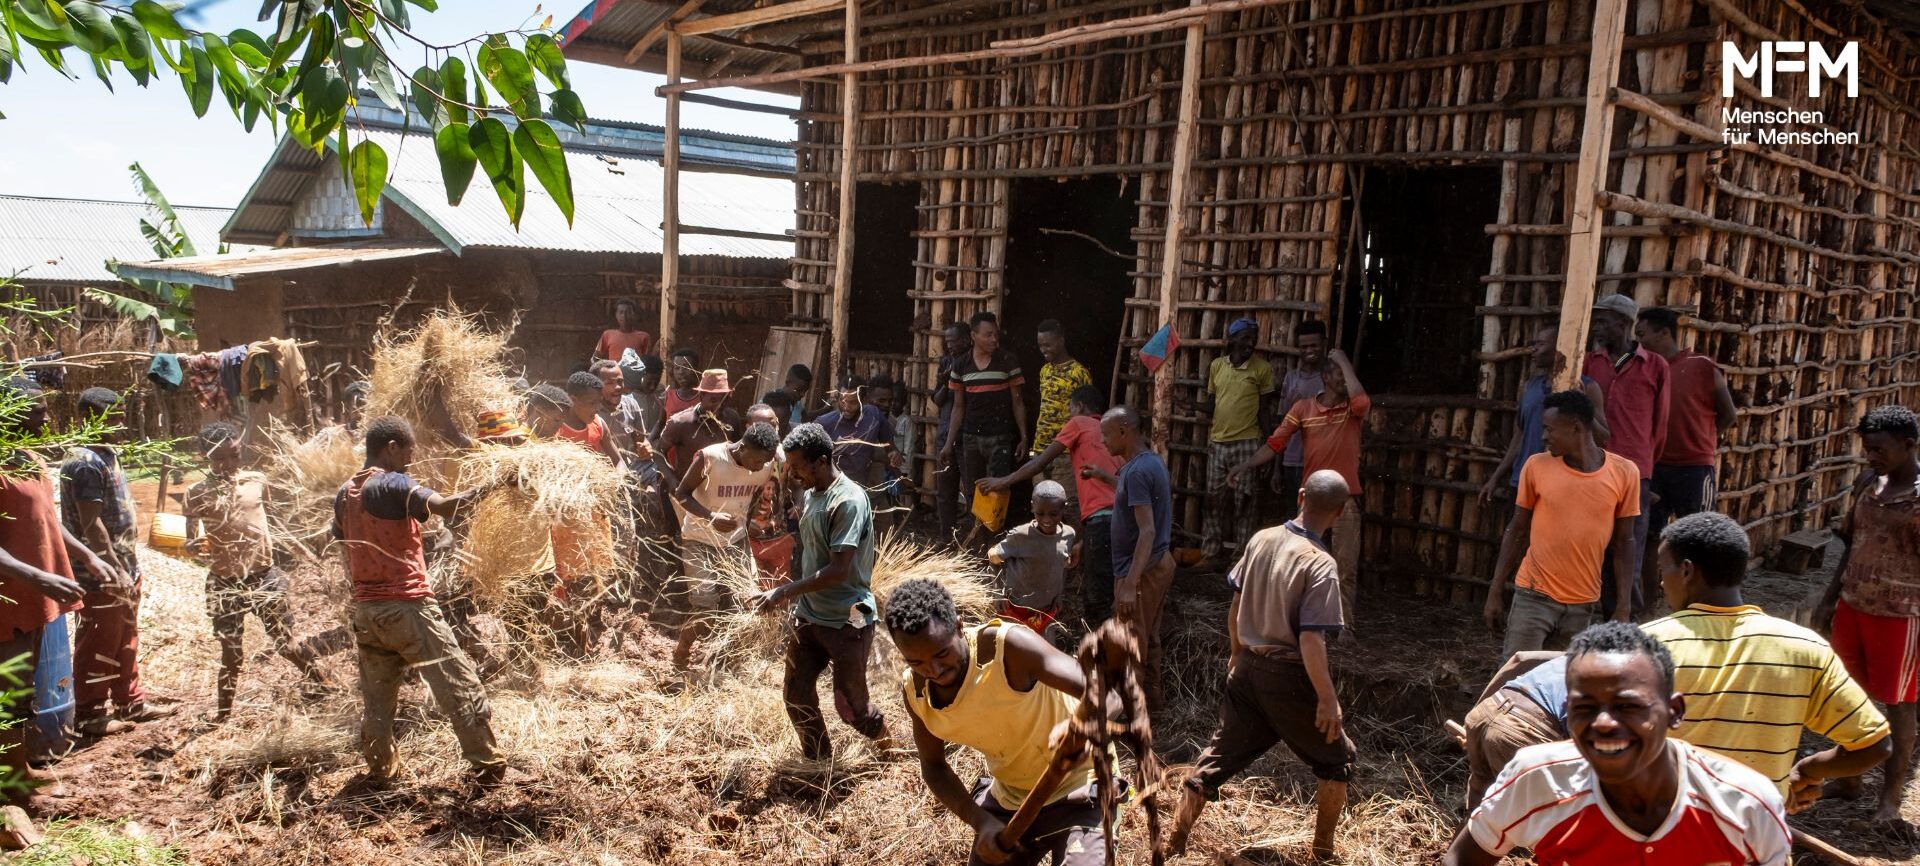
<box><xmin>1644</xmin><ymin>511</ymin><xmax>1891</xmax><ymax>810</ymax></box>
<box><xmin>1034</xmin><ymin>319</ymin><xmax>1093</xmax><ymax>525</ymax></box>
<box><xmin>887</xmin><ymin>578</ymin><xmax>1112</xmax><ymax>865</ymax></box>
<box><xmin>1198</xmin><ymin>318</ymin><xmax>1276</xmax><ymax>565</ymax></box>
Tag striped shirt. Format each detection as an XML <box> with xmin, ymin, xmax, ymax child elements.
<box><xmin>1468</xmin><ymin>740</ymin><xmax>1789</xmax><ymax>866</ymax></box>
<box><xmin>951</xmin><ymin>349</ymin><xmax>1026</xmax><ymax>438</ymax></box>
<box><xmin>1644</xmin><ymin>604</ymin><xmax>1890</xmax><ymax>794</ymax></box>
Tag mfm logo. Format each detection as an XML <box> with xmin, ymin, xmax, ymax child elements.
<box><xmin>1722</xmin><ymin>41</ymin><xmax>1859</xmax><ymax>98</ymax></box>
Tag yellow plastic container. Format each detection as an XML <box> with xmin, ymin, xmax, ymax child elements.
<box><xmin>149</xmin><ymin>512</ymin><xmax>187</xmax><ymax>551</ymax></box>
<box><xmin>971</xmin><ymin>485</ymin><xmax>1011</xmax><ymax>534</ymax></box>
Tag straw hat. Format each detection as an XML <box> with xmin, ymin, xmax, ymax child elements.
<box><xmin>694</xmin><ymin>368</ymin><xmax>734</xmax><ymax>394</ymax></box>
<box><xmin>475</xmin><ymin>409</ymin><xmax>531</xmax><ymax>442</ymax></box>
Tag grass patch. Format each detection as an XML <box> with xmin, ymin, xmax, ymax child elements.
<box><xmin>10</xmin><ymin>820</ymin><xmax>187</xmax><ymax>866</ymax></box>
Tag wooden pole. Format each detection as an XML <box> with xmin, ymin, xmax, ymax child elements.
<box><xmin>625</xmin><ymin>0</ymin><xmax>708</xmax><ymax>63</ymax></box>
<box><xmin>674</xmin><ymin>0</ymin><xmax>843</xmax><ymax>36</ymax></box>
<box><xmin>1152</xmin><ymin>7</ymin><xmax>1204</xmax><ymax>454</ymax></box>
<box><xmin>829</xmin><ymin>0</ymin><xmax>859</xmax><ymax>383</ymax></box>
<box><xmin>1552</xmin><ymin>0</ymin><xmax>1631</xmax><ymax>390</ymax></box>
<box><xmin>662</xmin><ymin>31</ymin><xmax>683</xmax><ymax>357</ymax></box>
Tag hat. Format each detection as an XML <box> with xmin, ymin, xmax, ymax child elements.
<box><xmin>695</xmin><ymin>368</ymin><xmax>733</xmax><ymax>395</ymax></box>
<box><xmin>1226</xmin><ymin>317</ymin><xmax>1259</xmax><ymax>338</ymax></box>
<box><xmin>619</xmin><ymin>349</ymin><xmax>649</xmax><ymax>391</ymax></box>
<box><xmin>1592</xmin><ymin>293</ymin><xmax>1638</xmax><ymax>320</ymax></box>
<box><xmin>475</xmin><ymin>409</ymin><xmax>531</xmax><ymax>442</ymax></box>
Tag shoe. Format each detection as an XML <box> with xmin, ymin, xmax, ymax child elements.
<box><xmin>119</xmin><ymin>703</ymin><xmax>177</xmax><ymax>723</ymax></box>
<box><xmin>471</xmin><ymin>765</ymin><xmax>529</xmax><ymax>788</ymax></box>
<box><xmin>76</xmin><ymin>716</ymin><xmax>130</xmax><ymax>738</ymax></box>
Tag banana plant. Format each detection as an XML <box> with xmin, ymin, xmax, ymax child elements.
<box><xmin>84</xmin><ymin>162</ymin><xmax>199</xmax><ymax>339</ymax></box>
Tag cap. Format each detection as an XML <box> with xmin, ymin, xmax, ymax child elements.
<box><xmin>1592</xmin><ymin>293</ymin><xmax>1638</xmax><ymax>320</ymax></box>
<box><xmin>475</xmin><ymin>409</ymin><xmax>531</xmax><ymax>442</ymax></box>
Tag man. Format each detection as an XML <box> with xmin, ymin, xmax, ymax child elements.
<box><xmin>185</xmin><ymin>421</ymin><xmax>319</xmax><ymax>719</ymax></box>
<box><xmin>784</xmin><ymin>364</ymin><xmax>818</xmax><ymax>426</ymax></box>
<box><xmin>816</xmin><ymin>380</ymin><xmax>894</xmax><ymax>529</ymax></box>
<box><xmin>933</xmin><ymin>321</ymin><xmax>972</xmax><ymax>541</ymax></box>
<box><xmin>592</xmin><ymin>297</ymin><xmax>652</xmax><ymax>363</ymax></box>
<box><xmin>1445</xmin><ymin>622</ymin><xmax>1790</xmax><ymax>866</ymax></box>
<box><xmin>983</xmin><ymin>386</ymin><xmax>1123</xmax><ymax>628</ymax></box>
<box><xmin>616</xmin><ymin>353</ymin><xmax>667</xmax><ymax>444</ymax></box>
<box><xmin>873</xmin><ymin>376</ymin><xmax>917</xmax><ymax>525</ymax></box>
<box><xmin>1034</xmin><ymin>319</ymin><xmax>1093</xmax><ymax>525</ymax></box>
<box><xmin>555</xmin><ymin>371</ymin><xmax>623</xmax><ymax>465</ymax></box>
<box><xmin>1167</xmin><ymin>470</ymin><xmax>1356</xmax><ymax>863</ymax></box>
<box><xmin>1645</xmin><ymin>511</ymin><xmax>1891</xmax><ymax>806</ymax></box>
<box><xmin>1815</xmin><ymin>404</ymin><xmax>1920</xmax><ymax>826</ymax></box>
<box><xmin>333</xmin><ymin>416</ymin><xmax>508</xmax><ymax>784</ymax></box>
<box><xmin>1484</xmin><ymin>391</ymin><xmax>1639</xmax><ymax>657</ymax></box>
<box><xmin>1227</xmin><ymin>348</ymin><xmax>1368</xmax><ymax>620</ymax></box>
<box><xmin>61</xmin><ymin>387</ymin><xmax>172</xmax><ymax>735</ymax></box>
<box><xmin>942</xmin><ymin>312</ymin><xmax>1030</xmax><ymax>532</ymax></box>
<box><xmin>1459</xmin><ymin>653</ymin><xmax>1569</xmax><ymax>809</ymax></box>
<box><xmin>590</xmin><ymin>359</ymin><xmax>639</xmax><ymax>461</ymax></box>
<box><xmin>663</xmin><ymin>347</ymin><xmax>705</xmax><ymax>419</ymax></box>
<box><xmin>343</xmin><ymin>379</ymin><xmax>372</xmax><ymax>431</ymax></box>
<box><xmin>671</xmin><ymin>421</ymin><xmax>781</xmax><ymax>672</ymax></box>
<box><xmin>1584</xmin><ymin>293</ymin><xmax>1671</xmax><ymax>618</ymax></box>
<box><xmin>887</xmin><ymin>577</ymin><xmax>1112</xmax><ymax>865</ymax></box>
<box><xmin>0</xmin><ymin>379</ymin><xmax>94</xmax><ymax>806</ymax></box>
<box><xmin>1634</xmin><ymin>307</ymin><xmax>1735</xmax><ymax>606</ymax></box>
<box><xmin>1480</xmin><ymin>324</ymin><xmax>1610</xmax><ymax>504</ymax></box>
<box><xmin>1199</xmin><ymin>317</ymin><xmax>1274</xmax><ymax>564</ymax></box>
<box><xmin>1272</xmin><ymin>319</ymin><xmax>1330</xmax><ymax>519</ymax></box>
<box><xmin>1101</xmin><ymin>405</ymin><xmax>1173</xmax><ymax>705</ymax></box>
<box><xmin>752</xmin><ymin>423</ymin><xmax>896</xmax><ymax>760</ymax></box>
<box><xmin>658</xmin><ymin>369</ymin><xmax>743</xmax><ymax>484</ymax></box>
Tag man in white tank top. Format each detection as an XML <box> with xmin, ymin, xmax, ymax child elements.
<box><xmin>672</xmin><ymin>421</ymin><xmax>781</xmax><ymax>672</ymax></box>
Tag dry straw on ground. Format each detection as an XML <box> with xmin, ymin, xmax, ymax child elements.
<box><xmin>255</xmin><ymin>422</ymin><xmax>360</xmax><ymax>558</ymax></box>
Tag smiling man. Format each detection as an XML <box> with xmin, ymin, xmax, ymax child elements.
<box><xmin>1445</xmin><ymin>622</ymin><xmax>1789</xmax><ymax>866</ymax></box>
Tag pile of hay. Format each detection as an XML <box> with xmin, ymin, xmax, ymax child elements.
<box><xmin>255</xmin><ymin>423</ymin><xmax>360</xmax><ymax>558</ymax></box>
<box><xmin>701</xmin><ymin>531</ymin><xmax>1000</xmax><ymax>663</ymax></box>
<box><xmin>455</xmin><ymin>439</ymin><xmax>633</xmax><ymax>607</ymax></box>
<box><xmin>363</xmin><ymin>309</ymin><xmax>520</xmax><ymax>489</ymax></box>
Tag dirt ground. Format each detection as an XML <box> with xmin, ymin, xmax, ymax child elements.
<box><xmin>28</xmin><ymin>533</ymin><xmax>1920</xmax><ymax>865</ymax></box>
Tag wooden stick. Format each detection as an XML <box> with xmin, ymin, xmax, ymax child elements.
<box><xmin>996</xmin><ymin>699</ymin><xmax>1097</xmax><ymax>849</ymax></box>
<box><xmin>1793</xmin><ymin>829</ymin><xmax>1866</xmax><ymax>866</ymax></box>
<box><xmin>1150</xmin><ymin>6</ymin><xmax>1205</xmax><ymax>457</ymax></box>
<box><xmin>624</xmin><ymin>0</ymin><xmax>708</xmax><ymax>63</ymax></box>
<box><xmin>828</xmin><ymin>0</ymin><xmax>858</xmax><ymax>383</ymax></box>
<box><xmin>672</xmin><ymin>0</ymin><xmax>842</xmax><ymax>36</ymax></box>
<box><xmin>660</xmin><ymin>31</ymin><xmax>683</xmax><ymax>358</ymax></box>
<box><xmin>1551</xmin><ymin>0</ymin><xmax>1630</xmax><ymax>391</ymax></box>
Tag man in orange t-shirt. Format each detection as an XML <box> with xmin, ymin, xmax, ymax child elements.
<box><xmin>1484</xmin><ymin>390</ymin><xmax>1641</xmax><ymax>657</ymax></box>
<box><xmin>1229</xmin><ymin>348</ymin><xmax>1369</xmax><ymax>620</ymax></box>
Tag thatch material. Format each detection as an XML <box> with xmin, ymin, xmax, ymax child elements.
<box><xmin>362</xmin><ymin>308</ymin><xmax>519</xmax><ymax>490</ymax></box>
<box><xmin>454</xmin><ymin>440</ymin><xmax>632</xmax><ymax>607</ymax></box>
<box><xmin>255</xmin><ymin>423</ymin><xmax>360</xmax><ymax>559</ymax></box>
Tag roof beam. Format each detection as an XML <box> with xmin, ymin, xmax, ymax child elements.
<box><xmin>673</xmin><ymin>0</ymin><xmax>843</xmax><ymax>36</ymax></box>
<box><xmin>681</xmin><ymin>92</ymin><xmax>799</xmax><ymax>117</ymax></box>
<box><xmin>625</xmin><ymin>0</ymin><xmax>710</xmax><ymax>64</ymax></box>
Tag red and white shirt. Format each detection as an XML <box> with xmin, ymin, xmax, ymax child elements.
<box><xmin>1466</xmin><ymin>740</ymin><xmax>1789</xmax><ymax>866</ymax></box>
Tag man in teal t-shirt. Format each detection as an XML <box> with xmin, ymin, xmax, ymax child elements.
<box><xmin>754</xmin><ymin>423</ymin><xmax>895</xmax><ymax>760</ymax></box>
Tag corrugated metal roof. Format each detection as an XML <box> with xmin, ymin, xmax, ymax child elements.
<box><xmin>112</xmin><ymin>242</ymin><xmax>447</xmax><ymax>290</ymax></box>
<box><xmin>0</xmin><ymin>195</ymin><xmax>244</xmax><ymax>284</ymax></box>
<box><xmin>558</xmin><ymin>0</ymin><xmax>808</xmax><ymax>84</ymax></box>
<box><xmin>365</xmin><ymin>124</ymin><xmax>794</xmax><ymax>258</ymax></box>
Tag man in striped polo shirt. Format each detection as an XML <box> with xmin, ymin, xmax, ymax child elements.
<box><xmin>1644</xmin><ymin>511</ymin><xmax>1891</xmax><ymax>810</ymax></box>
<box><xmin>1446</xmin><ymin>622</ymin><xmax>1790</xmax><ymax>866</ymax></box>
<box><xmin>940</xmin><ymin>311</ymin><xmax>1030</xmax><ymax>534</ymax></box>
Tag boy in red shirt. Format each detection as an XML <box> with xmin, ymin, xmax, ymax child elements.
<box><xmin>1228</xmin><ymin>348</ymin><xmax>1369</xmax><ymax>620</ymax></box>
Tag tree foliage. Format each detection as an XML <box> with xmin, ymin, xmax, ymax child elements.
<box><xmin>0</xmin><ymin>0</ymin><xmax>582</xmax><ymax>226</ymax></box>
<box><xmin>84</xmin><ymin>161</ymin><xmax>199</xmax><ymax>339</ymax></box>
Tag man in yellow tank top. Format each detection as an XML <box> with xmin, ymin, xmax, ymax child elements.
<box><xmin>886</xmin><ymin>578</ymin><xmax>1110</xmax><ymax>865</ymax></box>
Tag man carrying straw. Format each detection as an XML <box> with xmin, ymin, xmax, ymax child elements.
<box><xmin>333</xmin><ymin>416</ymin><xmax>509</xmax><ymax>786</ymax></box>
<box><xmin>671</xmin><ymin>421</ymin><xmax>782</xmax><ymax>673</ymax></box>
<box><xmin>886</xmin><ymin>577</ymin><xmax>1114</xmax><ymax>865</ymax></box>
<box><xmin>752</xmin><ymin>423</ymin><xmax>897</xmax><ymax>761</ymax></box>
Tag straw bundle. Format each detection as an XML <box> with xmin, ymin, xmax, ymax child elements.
<box><xmin>363</xmin><ymin>309</ymin><xmax>518</xmax><ymax>444</ymax></box>
<box><xmin>255</xmin><ymin>422</ymin><xmax>360</xmax><ymax>558</ymax></box>
<box><xmin>700</xmin><ymin>530</ymin><xmax>999</xmax><ymax>663</ymax></box>
<box><xmin>454</xmin><ymin>440</ymin><xmax>631</xmax><ymax>606</ymax></box>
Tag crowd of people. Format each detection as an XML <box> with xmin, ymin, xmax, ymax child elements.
<box><xmin>0</xmin><ymin>287</ymin><xmax>1915</xmax><ymax>865</ymax></box>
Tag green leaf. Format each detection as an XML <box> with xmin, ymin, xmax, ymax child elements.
<box><xmin>547</xmin><ymin>88</ymin><xmax>585</xmax><ymax>131</ymax></box>
<box><xmin>227</xmin><ymin>29</ymin><xmax>271</xmax><ymax>69</ymax></box>
<box><xmin>438</xmin><ymin>55</ymin><xmax>467</xmax><ymax>126</ymax></box>
<box><xmin>526</xmin><ymin>33</ymin><xmax>568</xmax><ymax>89</ymax></box>
<box><xmin>469</xmin><ymin>117</ymin><xmax>522</xmax><ymax>224</ymax></box>
<box><xmin>409</xmin><ymin>64</ymin><xmax>442</xmax><ymax>128</ymax></box>
<box><xmin>366</xmin><ymin>59</ymin><xmax>404</xmax><ymax>112</ymax></box>
<box><xmin>201</xmin><ymin>33</ymin><xmax>243</xmax><ymax>91</ymax></box>
<box><xmin>113</xmin><ymin>17</ymin><xmax>149</xmax><ymax>84</ymax></box>
<box><xmin>298</xmin><ymin>65</ymin><xmax>347</xmax><ymax>141</ymax></box>
<box><xmin>185</xmin><ymin>46</ymin><xmax>212</xmax><ymax>115</ymax></box>
<box><xmin>89</xmin><ymin>53</ymin><xmax>112</xmax><ymax>90</ymax></box>
<box><xmin>61</xmin><ymin>1</ymin><xmax>118</xmax><ymax>54</ymax></box>
<box><xmin>130</xmin><ymin>0</ymin><xmax>186</xmax><ymax>39</ymax></box>
<box><xmin>375</xmin><ymin>0</ymin><xmax>408</xmax><ymax>30</ymax></box>
<box><xmin>15</xmin><ymin>0</ymin><xmax>67</xmax><ymax>40</ymax></box>
<box><xmin>82</xmin><ymin>288</ymin><xmax>160</xmax><ymax>323</ymax></box>
<box><xmin>433</xmin><ymin>122</ymin><xmax>476</xmax><ymax>205</ymax></box>
<box><xmin>291</xmin><ymin>16</ymin><xmax>331</xmax><ymax>85</ymax></box>
<box><xmin>514</xmin><ymin>119</ymin><xmax>572</xmax><ymax>224</ymax></box>
<box><xmin>403</xmin><ymin>0</ymin><xmax>437</xmax><ymax>10</ymax></box>
<box><xmin>347</xmin><ymin>139</ymin><xmax>387</xmax><ymax>226</ymax></box>
<box><xmin>475</xmin><ymin>35</ymin><xmax>538</xmax><ymax>120</ymax></box>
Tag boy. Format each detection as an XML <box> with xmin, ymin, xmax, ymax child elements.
<box><xmin>984</xmin><ymin>386</ymin><xmax>1122</xmax><ymax>627</ymax></box>
<box><xmin>987</xmin><ymin>481</ymin><xmax>1080</xmax><ymax>636</ymax></box>
<box><xmin>184</xmin><ymin>422</ymin><xmax>321</xmax><ymax>719</ymax></box>
<box><xmin>1034</xmin><ymin>319</ymin><xmax>1092</xmax><ymax>523</ymax></box>
<box><xmin>557</xmin><ymin>372</ymin><xmax>623</xmax><ymax>465</ymax></box>
<box><xmin>617</xmin><ymin>353</ymin><xmax>667</xmax><ymax>443</ymax></box>
<box><xmin>663</xmin><ymin>347</ymin><xmax>704</xmax><ymax>419</ymax></box>
<box><xmin>1815</xmin><ymin>404</ymin><xmax>1920</xmax><ymax>827</ymax></box>
<box><xmin>593</xmin><ymin>297</ymin><xmax>652</xmax><ymax>363</ymax></box>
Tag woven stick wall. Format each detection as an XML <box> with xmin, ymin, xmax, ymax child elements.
<box><xmin>775</xmin><ymin>0</ymin><xmax>1920</xmax><ymax>594</ymax></box>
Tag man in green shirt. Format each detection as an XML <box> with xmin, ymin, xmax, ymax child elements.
<box><xmin>754</xmin><ymin>423</ymin><xmax>897</xmax><ymax>760</ymax></box>
<box><xmin>1198</xmin><ymin>318</ymin><xmax>1276</xmax><ymax>564</ymax></box>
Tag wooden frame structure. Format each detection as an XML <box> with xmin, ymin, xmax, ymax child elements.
<box><xmin>647</xmin><ymin>0</ymin><xmax>1920</xmax><ymax>595</ymax></box>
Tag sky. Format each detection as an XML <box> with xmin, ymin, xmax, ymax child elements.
<box><xmin>0</xmin><ymin>0</ymin><xmax>798</xmax><ymax>209</ymax></box>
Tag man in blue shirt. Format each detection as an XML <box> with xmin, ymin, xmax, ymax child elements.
<box><xmin>816</xmin><ymin>380</ymin><xmax>895</xmax><ymax>529</ymax></box>
<box><xmin>1459</xmin><ymin>653</ymin><xmax>1568</xmax><ymax>808</ymax></box>
<box><xmin>754</xmin><ymin>423</ymin><xmax>898</xmax><ymax>761</ymax></box>
<box><xmin>1479</xmin><ymin>324</ymin><xmax>1610</xmax><ymax>504</ymax></box>
<box><xmin>1101</xmin><ymin>404</ymin><xmax>1174</xmax><ymax>707</ymax></box>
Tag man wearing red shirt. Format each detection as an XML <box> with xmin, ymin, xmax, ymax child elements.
<box><xmin>1445</xmin><ymin>621</ymin><xmax>1790</xmax><ymax>866</ymax></box>
<box><xmin>1632</xmin><ymin>307</ymin><xmax>1735</xmax><ymax>608</ymax></box>
<box><xmin>1584</xmin><ymin>294</ymin><xmax>1670</xmax><ymax>618</ymax></box>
